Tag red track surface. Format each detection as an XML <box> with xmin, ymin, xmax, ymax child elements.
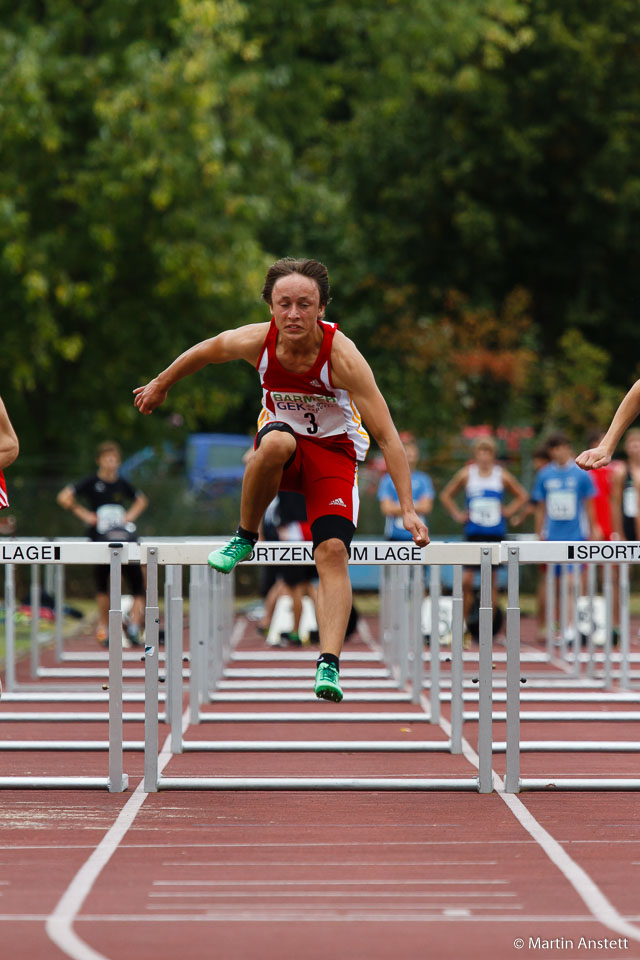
<box><xmin>2</xmin><ymin>613</ymin><xmax>640</xmax><ymax>960</ymax></box>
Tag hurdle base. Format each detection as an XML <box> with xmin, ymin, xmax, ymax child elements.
<box><xmin>0</xmin><ymin>777</ymin><xmax>115</xmax><ymax>789</ymax></box>
<box><xmin>519</xmin><ymin>778</ymin><xmax>640</xmax><ymax>791</ymax></box>
<box><xmin>155</xmin><ymin>776</ymin><xmax>479</xmax><ymax>790</ymax></box>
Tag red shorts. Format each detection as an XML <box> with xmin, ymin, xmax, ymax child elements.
<box><xmin>257</xmin><ymin>428</ymin><xmax>359</xmax><ymax>528</ymax></box>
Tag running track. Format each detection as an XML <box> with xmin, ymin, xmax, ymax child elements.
<box><xmin>1</xmin><ymin>616</ymin><xmax>640</xmax><ymax>960</ymax></box>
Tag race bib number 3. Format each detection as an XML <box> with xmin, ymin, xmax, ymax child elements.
<box><xmin>468</xmin><ymin>497</ymin><xmax>502</xmax><ymax>528</ymax></box>
<box><xmin>547</xmin><ymin>490</ymin><xmax>577</xmax><ymax>521</ymax></box>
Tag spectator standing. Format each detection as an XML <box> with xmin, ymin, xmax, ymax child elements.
<box><xmin>532</xmin><ymin>432</ymin><xmax>596</xmax><ymax>640</ymax></box>
<box><xmin>378</xmin><ymin>434</ymin><xmax>434</xmax><ymax>540</ymax></box>
<box><xmin>57</xmin><ymin>442</ymin><xmax>148</xmax><ymax>646</ymax></box>
<box><xmin>440</xmin><ymin>436</ymin><xmax>528</xmax><ymax>630</ymax></box>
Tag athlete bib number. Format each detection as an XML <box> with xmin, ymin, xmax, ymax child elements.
<box><xmin>468</xmin><ymin>497</ymin><xmax>502</xmax><ymax>528</ymax></box>
<box><xmin>96</xmin><ymin>504</ymin><xmax>126</xmax><ymax>534</ymax></box>
<box><xmin>546</xmin><ymin>490</ymin><xmax>577</xmax><ymax>522</ymax></box>
<box><xmin>623</xmin><ymin>486</ymin><xmax>638</xmax><ymax>519</ymax></box>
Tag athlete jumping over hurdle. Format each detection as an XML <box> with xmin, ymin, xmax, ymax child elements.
<box><xmin>133</xmin><ymin>258</ymin><xmax>429</xmax><ymax>702</ymax></box>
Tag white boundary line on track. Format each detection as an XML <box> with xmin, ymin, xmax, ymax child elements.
<box><xmin>426</xmin><ymin>695</ymin><xmax>640</xmax><ymax>945</ymax></box>
<box><xmin>45</xmin><ymin>709</ymin><xmax>191</xmax><ymax>960</ymax></box>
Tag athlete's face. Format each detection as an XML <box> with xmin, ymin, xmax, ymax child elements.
<box><xmin>270</xmin><ymin>274</ymin><xmax>325</xmax><ymax>339</ymax></box>
<box><xmin>97</xmin><ymin>451</ymin><xmax>121</xmax><ymax>477</ymax></box>
<box><xmin>475</xmin><ymin>445</ymin><xmax>495</xmax><ymax>469</ymax></box>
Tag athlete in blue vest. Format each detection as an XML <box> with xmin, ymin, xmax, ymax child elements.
<box><xmin>440</xmin><ymin>437</ymin><xmax>528</xmax><ymax>631</ymax></box>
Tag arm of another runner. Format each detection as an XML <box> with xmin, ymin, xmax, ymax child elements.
<box><xmin>576</xmin><ymin>379</ymin><xmax>640</xmax><ymax>470</ymax></box>
<box><xmin>133</xmin><ymin>323</ymin><xmax>270</xmax><ymax>415</ymax></box>
<box><xmin>0</xmin><ymin>396</ymin><xmax>19</xmax><ymax>470</ymax></box>
<box><xmin>331</xmin><ymin>335</ymin><xmax>429</xmax><ymax>547</ymax></box>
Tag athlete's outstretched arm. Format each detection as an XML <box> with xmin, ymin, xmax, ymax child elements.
<box><xmin>0</xmin><ymin>396</ymin><xmax>19</xmax><ymax>470</ymax></box>
<box><xmin>331</xmin><ymin>335</ymin><xmax>429</xmax><ymax>547</ymax></box>
<box><xmin>576</xmin><ymin>379</ymin><xmax>640</xmax><ymax>470</ymax></box>
<box><xmin>133</xmin><ymin>323</ymin><xmax>269</xmax><ymax>415</ymax></box>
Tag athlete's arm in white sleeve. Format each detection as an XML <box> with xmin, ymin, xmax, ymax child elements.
<box><xmin>133</xmin><ymin>323</ymin><xmax>270</xmax><ymax>415</ymax></box>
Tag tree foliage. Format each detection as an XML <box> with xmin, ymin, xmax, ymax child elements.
<box><xmin>2</xmin><ymin>0</ymin><xmax>640</xmax><ymax>472</ymax></box>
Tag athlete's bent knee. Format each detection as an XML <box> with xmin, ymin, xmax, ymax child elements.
<box><xmin>255</xmin><ymin>424</ymin><xmax>297</xmax><ymax>468</ymax></box>
<box><xmin>311</xmin><ymin>515</ymin><xmax>355</xmax><ymax>554</ymax></box>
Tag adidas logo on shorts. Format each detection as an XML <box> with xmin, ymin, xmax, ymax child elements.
<box><xmin>329</xmin><ymin>497</ymin><xmax>347</xmax><ymax>507</ymax></box>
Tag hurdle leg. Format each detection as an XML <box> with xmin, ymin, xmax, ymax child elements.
<box><xmin>54</xmin><ymin>564</ymin><xmax>64</xmax><ymax>663</ymax></box>
<box><xmin>571</xmin><ymin>568</ymin><xmax>581</xmax><ymax>678</ymax></box>
<box><xmin>169</xmin><ymin>572</ymin><xmax>184</xmax><ymax>754</ymax></box>
<box><xmin>585</xmin><ymin>564</ymin><xmax>597</xmax><ymax>681</ymax></box>
<box><xmin>477</xmin><ymin>547</ymin><xmax>493</xmax><ymax>793</ymax></box>
<box><xmin>4</xmin><ymin>564</ymin><xmax>16</xmax><ymax>692</ymax></box>
<box><xmin>559</xmin><ymin>565</ymin><xmax>569</xmax><ymax>661</ymax></box>
<box><xmin>450</xmin><ymin>565</ymin><xmax>464</xmax><ymax>754</ymax></box>
<box><xmin>189</xmin><ymin>565</ymin><xmax>202</xmax><ymax>723</ymax></box>
<box><xmin>505</xmin><ymin>546</ymin><xmax>520</xmax><ymax>794</ymax></box>
<box><xmin>410</xmin><ymin>565</ymin><xmax>424</xmax><ymax>704</ymax></box>
<box><xmin>30</xmin><ymin>562</ymin><xmax>40</xmax><ymax>677</ymax></box>
<box><xmin>108</xmin><ymin>544</ymin><xmax>128</xmax><ymax>793</ymax></box>
<box><xmin>603</xmin><ymin>564</ymin><xmax>613</xmax><ymax>690</ymax></box>
<box><xmin>546</xmin><ymin>563</ymin><xmax>555</xmax><ymax>661</ymax></box>
<box><xmin>428</xmin><ymin>565</ymin><xmax>441</xmax><ymax>723</ymax></box>
<box><xmin>144</xmin><ymin>548</ymin><xmax>160</xmax><ymax>792</ymax></box>
<box><xmin>619</xmin><ymin>563</ymin><xmax>630</xmax><ymax>691</ymax></box>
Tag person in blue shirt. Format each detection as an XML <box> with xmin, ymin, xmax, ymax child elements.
<box><xmin>532</xmin><ymin>433</ymin><xmax>596</xmax><ymax>542</ymax></box>
<box><xmin>532</xmin><ymin>432</ymin><xmax>596</xmax><ymax>641</ymax></box>
<box><xmin>378</xmin><ymin>434</ymin><xmax>434</xmax><ymax>541</ymax></box>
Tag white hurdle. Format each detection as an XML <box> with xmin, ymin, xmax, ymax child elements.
<box><xmin>142</xmin><ymin>540</ymin><xmax>499</xmax><ymax>793</ymax></box>
<box><xmin>0</xmin><ymin>540</ymin><xmax>130</xmax><ymax>791</ymax></box>
<box><xmin>503</xmin><ymin>540</ymin><xmax>640</xmax><ymax>792</ymax></box>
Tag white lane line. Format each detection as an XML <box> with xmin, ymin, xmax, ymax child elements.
<box><xmin>149</xmin><ymin>891</ymin><xmax>517</xmax><ymax>899</ymax></box>
<box><xmin>156</xmin><ymin>861</ymin><xmax>500</xmax><ymax>870</ymax></box>
<box><xmin>426</xmin><ymin>695</ymin><xmax>640</xmax><ymax>945</ymax></box>
<box><xmin>152</xmin><ymin>879</ymin><xmax>508</xmax><ymax>887</ymax></box>
<box><xmin>45</xmin><ymin>709</ymin><xmax>191</xmax><ymax>960</ymax></box>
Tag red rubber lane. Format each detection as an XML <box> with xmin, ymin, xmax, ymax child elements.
<box><xmin>2</xmin><ymin>615</ymin><xmax>640</xmax><ymax>959</ymax></box>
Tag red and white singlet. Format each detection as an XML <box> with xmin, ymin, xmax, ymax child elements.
<box><xmin>256</xmin><ymin>319</ymin><xmax>370</xmax><ymax>461</ymax></box>
<box><xmin>0</xmin><ymin>470</ymin><xmax>8</xmax><ymax>511</ymax></box>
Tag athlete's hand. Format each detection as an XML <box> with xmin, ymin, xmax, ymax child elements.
<box><xmin>404</xmin><ymin>512</ymin><xmax>430</xmax><ymax>547</ymax></box>
<box><xmin>575</xmin><ymin>446</ymin><xmax>611</xmax><ymax>470</ymax></box>
<box><xmin>133</xmin><ymin>379</ymin><xmax>167</xmax><ymax>415</ymax></box>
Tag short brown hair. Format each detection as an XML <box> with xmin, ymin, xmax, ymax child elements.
<box><xmin>546</xmin><ymin>432</ymin><xmax>570</xmax><ymax>449</ymax></box>
<box><xmin>96</xmin><ymin>441</ymin><xmax>121</xmax><ymax>460</ymax></box>
<box><xmin>261</xmin><ymin>258</ymin><xmax>331</xmax><ymax>308</ymax></box>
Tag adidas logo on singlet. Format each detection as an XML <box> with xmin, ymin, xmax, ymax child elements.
<box><xmin>310</xmin><ymin>379</ymin><xmax>322</xmax><ymax>387</ymax></box>
<box><xmin>329</xmin><ymin>497</ymin><xmax>347</xmax><ymax>507</ymax></box>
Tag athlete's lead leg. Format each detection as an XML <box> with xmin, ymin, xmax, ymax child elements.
<box><xmin>240</xmin><ymin>430</ymin><xmax>297</xmax><ymax>533</ymax></box>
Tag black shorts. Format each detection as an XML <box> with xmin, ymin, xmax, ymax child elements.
<box><xmin>94</xmin><ymin>563</ymin><xmax>144</xmax><ymax>596</ymax></box>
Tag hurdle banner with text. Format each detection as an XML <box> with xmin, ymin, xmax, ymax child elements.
<box><xmin>568</xmin><ymin>543</ymin><xmax>640</xmax><ymax>562</ymax></box>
